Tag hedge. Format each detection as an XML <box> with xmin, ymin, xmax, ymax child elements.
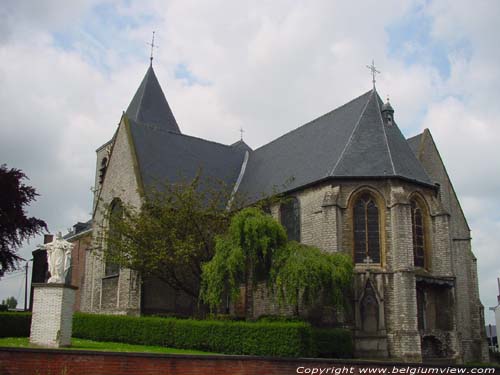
<box><xmin>72</xmin><ymin>313</ymin><xmax>314</xmax><ymax>357</ymax></box>
<box><xmin>0</xmin><ymin>312</ymin><xmax>353</xmax><ymax>358</ymax></box>
<box><xmin>0</xmin><ymin>312</ymin><xmax>31</xmax><ymax>337</ymax></box>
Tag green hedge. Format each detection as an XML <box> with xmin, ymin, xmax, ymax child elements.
<box><xmin>73</xmin><ymin>313</ymin><xmax>314</xmax><ymax>357</ymax></box>
<box><xmin>0</xmin><ymin>312</ymin><xmax>31</xmax><ymax>337</ymax></box>
<box><xmin>0</xmin><ymin>312</ymin><xmax>353</xmax><ymax>358</ymax></box>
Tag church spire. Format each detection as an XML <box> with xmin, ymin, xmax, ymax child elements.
<box><xmin>125</xmin><ymin>65</ymin><xmax>181</xmax><ymax>133</ymax></box>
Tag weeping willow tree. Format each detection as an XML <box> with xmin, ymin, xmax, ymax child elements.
<box><xmin>200</xmin><ymin>207</ymin><xmax>353</xmax><ymax>318</ymax></box>
<box><xmin>200</xmin><ymin>207</ymin><xmax>287</xmax><ymax>316</ymax></box>
<box><xmin>271</xmin><ymin>241</ymin><xmax>353</xmax><ymax>316</ymax></box>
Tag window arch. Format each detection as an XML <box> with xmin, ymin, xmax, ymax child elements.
<box><xmin>105</xmin><ymin>198</ymin><xmax>122</xmax><ymax>276</ymax></box>
<box><xmin>280</xmin><ymin>197</ymin><xmax>300</xmax><ymax>242</ymax></box>
<box><xmin>411</xmin><ymin>198</ymin><xmax>427</xmax><ymax>268</ymax></box>
<box><xmin>353</xmin><ymin>193</ymin><xmax>381</xmax><ymax>264</ymax></box>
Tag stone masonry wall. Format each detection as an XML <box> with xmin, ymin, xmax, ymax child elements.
<box><xmin>81</xmin><ymin>119</ymin><xmax>142</xmax><ymax>315</ymax></box>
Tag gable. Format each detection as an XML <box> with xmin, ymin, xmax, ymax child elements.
<box><xmin>407</xmin><ymin>129</ymin><xmax>470</xmax><ymax>236</ymax></box>
<box><xmin>93</xmin><ymin>118</ymin><xmax>143</xmax><ymax>218</ymax></box>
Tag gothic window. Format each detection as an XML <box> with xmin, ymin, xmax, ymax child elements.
<box><xmin>105</xmin><ymin>198</ymin><xmax>122</xmax><ymax>276</ymax></box>
<box><xmin>353</xmin><ymin>193</ymin><xmax>380</xmax><ymax>264</ymax></box>
<box><xmin>411</xmin><ymin>199</ymin><xmax>426</xmax><ymax>268</ymax></box>
<box><xmin>280</xmin><ymin>197</ymin><xmax>300</xmax><ymax>242</ymax></box>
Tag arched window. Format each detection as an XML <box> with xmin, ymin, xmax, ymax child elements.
<box><xmin>353</xmin><ymin>193</ymin><xmax>380</xmax><ymax>264</ymax></box>
<box><xmin>411</xmin><ymin>199</ymin><xmax>426</xmax><ymax>268</ymax></box>
<box><xmin>105</xmin><ymin>198</ymin><xmax>122</xmax><ymax>276</ymax></box>
<box><xmin>280</xmin><ymin>197</ymin><xmax>300</xmax><ymax>242</ymax></box>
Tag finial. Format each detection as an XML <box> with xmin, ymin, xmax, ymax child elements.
<box><xmin>239</xmin><ymin>127</ymin><xmax>245</xmax><ymax>141</ymax></box>
<box><xmin>366</xmin><ymin>59</ymin><xmax>380</xmax><ymax>89</ymax></box>
<box><xmin>147</xmin><ymin>31</ymin><xmax>158</xmax><ymax>66</ymax></box>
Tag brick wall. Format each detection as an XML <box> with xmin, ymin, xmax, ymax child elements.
<box><xmin>1</xmin><ymin>348</ymin><xmax>493</xmax><ymax>375</ymax></box>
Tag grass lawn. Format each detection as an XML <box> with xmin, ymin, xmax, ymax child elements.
<box><xmin>0</xmin><ymin>337</ymin><xmax>217</xmax><ymax>355</ymax></box>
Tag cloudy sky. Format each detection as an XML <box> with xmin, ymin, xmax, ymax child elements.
<box><xmin>0</xmin><ymin>0</ymin><xmax>498</xmax><ymax>323</ymax></box>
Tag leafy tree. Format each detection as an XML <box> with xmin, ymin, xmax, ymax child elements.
<box><xmin>271</xmin><ymin>241</ymin><xmax>353</xmax><ymax>316</ymax></box>
<box><xmin>0</xmin><ymin>164</ymin><xmax>47</xmax><ymax>277</ymax></box>
<box><xmin>200</xmin><ymin>207</ymin><xmax>287</xmax><ymax>315</ymax></box>
<box><xmin>2</xmin><ymin>296</ymin><xmax>18</xmax><ymax>309</ymax></box>
<box><xmin>100</xmin><ymin>175</ymin><xmax>245</xmax><ymax>300</ymax></box>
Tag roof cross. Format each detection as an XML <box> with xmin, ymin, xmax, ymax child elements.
<box><xmin>239</xmin><ymin>127</ymin><xmax>245</xmax><ymax>141</ymax></box>
<box><xmin>366</xmin><ymin>59</ymin><xmax>380</xmax><ymax>89</ymax></box>
<box><xmin>147</xmin><ymin>31</ymin><xmax>158</xmax><ymax>66</ymax></box>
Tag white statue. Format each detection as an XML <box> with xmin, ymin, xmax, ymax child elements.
<box><xmin>43</xmin><ymin>234</ymin><xmax>73</xmax><ymax>284</ymax></box>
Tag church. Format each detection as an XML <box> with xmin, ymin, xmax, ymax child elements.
<box><xmin>81</xmin><ymin>61</ymin><xmax>488</xmax><ymax>363</ymax></box>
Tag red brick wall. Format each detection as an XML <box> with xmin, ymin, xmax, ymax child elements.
<box><xmin>0</xmin><ymin>348</ymin><xmax>494</xmax><ymax>375</ymax></box>
<box><xmin>70</xmin><ymin>234</ymin><xmax>90</xmax><ymax>311</ymax></box>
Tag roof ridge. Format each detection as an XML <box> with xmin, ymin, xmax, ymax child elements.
<box><xmin>375</xmin><ymin>92</ymin><xmax>396</xmax><ymax>174</ymax></box>
<box><xmin>329</xmin><ymin>89</ymin><xmax>374</xmax><ymax>176</ymax></box>
<box><xmin>252</xmin><ymin>90</ymin><xmax>373</xmax><ymax>153</ymax></box>
<box><xmin>128</xmin><ymin>118</ymin><xmax>235</xmax><ymax>149</ymax></box>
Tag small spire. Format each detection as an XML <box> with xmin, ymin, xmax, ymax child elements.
<box><xmin>147</xmin><ymin>31</ymin><xmax>158</xmax><ymax>66</ymax></box>
<box><xmin>366</xmin><ymin>59</ymin><xmax>380</xmax><ymax>89</ymax></box>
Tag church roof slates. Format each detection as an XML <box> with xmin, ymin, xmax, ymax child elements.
<box><xmin>120</xmin><ymin>65</ymin><xmax>434</xmax><ymax>201</ymax></box>
<box><xmin>128</xmin><ymin>120</ymin><xmax>247</xmax><ymax>193</ymax></box>
<box><xmin>238</xmin><ymin>91</ymin><xmax>372</xmax><ymax>199</ymax></box>
<box><xmin>238</xmin><ymin>89</ymin><xmax>434</xmax><ymax>200</ymax></box>
<box><xmin>126</xmin><ymin>66</ymin><xmax>181</xmax><ymax>133</ymax></box>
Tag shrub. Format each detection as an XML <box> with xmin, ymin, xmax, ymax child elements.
<box><xmin>312</xmin><ymin>327</ymin><xmax>353</xmax><ymax>358</ymax></box>
<box><xmin>73</xmin><ymin>313</ymin><xmax>314</xmax><ymax>357</ymax></box>
<box><xmin>0</xmin><ymin>312</ymin><xmax>31</xmax><ymax>337</ymax></box>
<box><xmin>0</xmin><ymin>311</ymin><xmax>353</xmax><ymax>358</ymax></box>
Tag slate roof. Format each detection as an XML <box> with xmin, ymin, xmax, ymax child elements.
<box><xmin>126</xmin><ymin>65</ymin><xmax>181</xmax><ymax>133</ymax></box>
<box><xmin>122</xmin><ymin>66</ymin><xmax>434</xmax><ymax>201</ymax></box>
<box><xmin>238</xmin><ymin>89</ymin><xmax>434</xmax><ymax>199</ymax></box>
<box><xmin>128</xmin><ymin>120</ymin><xmax>247</xmax><ymax>192</ymax></box>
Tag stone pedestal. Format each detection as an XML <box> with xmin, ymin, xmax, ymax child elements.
<box><xmin>30</xmin><ymin>283</ymin><xmax>77</xmax><ymax>348</ymax></box>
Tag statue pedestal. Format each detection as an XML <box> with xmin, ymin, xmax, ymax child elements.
<box><xmin>30</xmin><ymin>283</ymin><xmax>77</xmax><ymax>348</ymax></box>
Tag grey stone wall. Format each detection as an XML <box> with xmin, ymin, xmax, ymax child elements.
<box><xmin>81</xmin><ymin>119</ymin><xmax>142</xmax><ymax>316</ymax></box>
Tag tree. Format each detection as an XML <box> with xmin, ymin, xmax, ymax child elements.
<box><xmin>201</xmin><ymin>208</ymin><xmax>354</xmax><ymax>318</ymax></box>
<box><xmin>2</xmin><ymin>296</ymin><xmax>18</xmax><ymax>309</ymax></box>
<box><xmin>200</xmin><ymin>207</ymin><xmax>287</xmax><ymax>315</ymax></box>
<box><xmin>100</xmin><ymin>175</ymin><xmax>245</xmax><ymax>300</ymax></box>
<box><xmin>0</xmin><ymin>164</ymin><xmax>47</xmax><ymax>277</ymax></box>
<box><xmin>271</xmin><ymin>241</ymin><xmax>353</xmax><ymax>316</ymax></box>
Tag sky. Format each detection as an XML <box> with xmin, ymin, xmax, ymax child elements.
<box><xmin>0</xmin><ymin>0</ymin><xmax>498</xmax><ymax>324</ymax></box>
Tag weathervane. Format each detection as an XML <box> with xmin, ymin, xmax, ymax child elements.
<box><xmin>366</xmin><ymin>59</ymin><xmax>380</xmax><ymax>89</ymax></box>
<box><xmin>147</xmin><ymin>31</ymin><xmax>158</xmax><ymax>65</ymax></box>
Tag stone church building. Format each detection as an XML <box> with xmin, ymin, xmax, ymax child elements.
<box><xmin>81</xmin><ymin>63</ymin><xmax>488</xmax><ymax>363</ymax></box>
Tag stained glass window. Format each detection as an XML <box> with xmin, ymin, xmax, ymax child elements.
<box><xmin>354</xmin><ymin>194</ymin><xmax>380</xmax><ymax>264</ymax></box>
<box><xmin>411</xmin><ymin>200</ymin><xmax>426</xmax><ymax>268</ymax></box>
<box><xmin>280</xmin><ymin>197</ymin><xmax>300</xmax><ymax>242</ymax></box>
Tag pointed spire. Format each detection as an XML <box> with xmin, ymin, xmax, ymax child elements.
<box><xmin>125</xmin><ymin>65</ymin><xmax>181</xmax><ymax>133</ymax></box>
